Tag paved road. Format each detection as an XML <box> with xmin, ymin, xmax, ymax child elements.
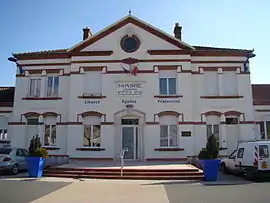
<box><xmin>0</xmin><ymin>173</ymin><xmax>269</xmax><ymax>203</ymax></box>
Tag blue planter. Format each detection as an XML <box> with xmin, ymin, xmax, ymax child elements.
<box><xmin>26</xmin><ymin>157</ymin><xmax>45</xmax><ymax>178</ymax></box>
<box><xmin>201</xmin><ymin>159</ymin><xmax>221</xmax><ymax>181</ymax></box>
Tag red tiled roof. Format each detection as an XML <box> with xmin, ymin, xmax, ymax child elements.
<box><xmin>252</xmin><ymin>84</ymin><xmax>270</xmax><ymax>105</ymax></box>
<box><xmin>0</xmin><ymin>87</ymin><xmax>15</xmax><ymax>107</ymax></box>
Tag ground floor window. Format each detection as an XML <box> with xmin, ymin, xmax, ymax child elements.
<box><xmin>160</xmin><ymin>125</ymin><xmax>178</xmax><ymax>147</ymax></box>
<box><xmin>84</xmin><ymin>125</ymin><xmax>101</xmax><ymax>147</ymax></box>
<box><xmin>206</xmin><ymin>124</ymin><xmax>220</xmax><ymax>145</ymax></box>
<box><xmin>259</xmin><ymin>121</ymin><xmax>270</xmax><ymax>140</ymax></box>
<box><xmin>44</xmin><ymin>125</ymin><xmax>56</xmax><ymax>146</ymax></box>
<box><xmin>0</xmin><ymin>129</ymin><xmax>7</xmax><ymax>140</ymax></box>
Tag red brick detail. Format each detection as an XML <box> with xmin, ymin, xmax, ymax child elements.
<box><xmin>146</xmin><ymin>122</ymin><xmax>159</xmax><ymax>125</ymax></box>
<box><xmin>43</xmin><ymin>146</ymin><xmax>60</xmax><ymax>150</ymax></box>
<box><xmin>157</xmin><ymin>111</ymin><xmax>180</xmax><ymax>117</ymax></box>
<box><xmin>224</xmin><ymin>111</ymin><xmax>241</xmax><ymax>117</ymax></box>
<box><xmin>154</xmin><ymin>95</ymin><xmax>183</xmax><ymax>98</ymax></box>
<box><xmin>157</xmin><ymin>66</ymin><xmax>179</xmax><ymax>70</ymax></box>
<box><xmin>101</xmin><ymin>122</ymin><xmax>113</xmax><ymax>125</ymax></box>
<box><xmin>71</xmin><ymin>51</ymin><xmax>113</xmax><ymax>56</ymax></box>
<box><xmin>8</xmin><ymin>122</ymin><xmax>26</xmax><ymax>125</ymax></box>
<box><xmin>204</xmin><ymin>111</ymin><xmax>222</xmax><ymax>117</ymax></box>
<box><xmin>22</xmin><ymin>97</ymin><xmax>62</xmax><ymax>100</ymax></box>
<box><xmin>24</xmin><ymin>112</ymin><xmax>40</xmax><ymax>118</ymax></box>
<box><xmin>43</xmin><ymin>112</ymin><xmax>58</xmax><ymax>117</ymax></box>
<box><xmin>78</xmin><ymin>96</ymin><xmax>106</xmax><ymax>99</ymax></box>
<box><xmin>200</xmin><ymin>96</ymin><xmax>243</xmax><ymax>99</ymax></box>
<box><xmin>76</xmin><ymin>148</ymin><xmax>106</xmax><ymax>151</ymax></box>
<box><xmin>154</xmin><ymin>148</ymin><xmax>184</xmax><ymax>151</ymax></box>
<box><xmin>81</xmin><ymin>111</ymin><xmax>103</xmax><ymax>117</ymax></box>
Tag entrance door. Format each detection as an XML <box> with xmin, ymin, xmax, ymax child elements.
<box><xmin>121</xmin><ymin>119</ymin><xmax>139</xmax><ymax>160</ymax></box>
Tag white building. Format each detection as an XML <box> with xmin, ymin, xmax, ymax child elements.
<box><xmin>1</xmin><ymin>15</ymin><xmax>269</xmax><ymax>161</ymax></box>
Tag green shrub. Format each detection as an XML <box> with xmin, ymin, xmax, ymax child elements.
<box><xmin>28</xmin><ymin>135</ymin><xmax>48</xmax><ymax>158</ymax></box>
<box><xmin>198</xmin><ymin>135</ymin><xmax>219</xmax><ymax>159</ymax></box>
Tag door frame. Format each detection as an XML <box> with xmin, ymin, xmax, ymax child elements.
<box><xmin>121</xmin><ymin>125</ymin><xmax>139</xmax><ymax>160</ymax></box>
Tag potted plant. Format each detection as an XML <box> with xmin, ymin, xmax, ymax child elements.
<box><xmin>198</xmin><ymin>134</ymin><xmax>220</xmax><ymax>181</ymax></box>
<box><xmin>26</xmin><ymin>135</ymin><xmax>48</xmax><ymax>178</ymax></box>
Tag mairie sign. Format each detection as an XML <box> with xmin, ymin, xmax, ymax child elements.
<box><xmin>117</xmin><ymin>82</ymin><xmax>142</xmax><ymax>96</ymax></box>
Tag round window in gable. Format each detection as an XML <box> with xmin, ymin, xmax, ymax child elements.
<box><xmin>120</xmin><ymin>35</ymin><xmax>140</xmax><ymax>53</ymax></box>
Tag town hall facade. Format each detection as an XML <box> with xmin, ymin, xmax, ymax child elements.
<box><xmin>1</xmin><ymin>15</ymin><xmax>269</xmax><ymax>161</ymax></box>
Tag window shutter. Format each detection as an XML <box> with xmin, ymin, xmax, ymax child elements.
<box><xmin>84</xmin><ymin>71</ymin><xmax>102</xmax><ymax>95</ymax></box>
<box><xmin>223</xmin><ymin>71</ymin><xmax>237</xmax><ymax>96</ymax></box>
<box><xmin>204</xmin><ymin>71</ymin><xmax>218</xmax><ymax>96</ymax></box>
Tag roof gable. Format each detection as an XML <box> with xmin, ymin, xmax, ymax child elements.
<box><xmin>69</xmin><ymin>15</ymin><xmax>194</xmax><ymax>52</ymax></box>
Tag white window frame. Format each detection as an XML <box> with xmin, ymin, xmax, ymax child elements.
<box><xmin>260</xmin><ymin>121</ymin><xmax>270</xmax><ymax>140</ymax></box>
<box><xmin>83</xmin><ymin>125</ymin><xmax>101</xmax><ymax>147</ymax></box>
<box><xmin>28</xmin><ymin>78</ymin><xmax>41</xmax><ymax>97</ymax></box>
<box><xmin>0</xmin><ymin>128</ymin><xmax>7</xmax><ymax>140</ymax></box>
<box><xmin>160</xmin><ymin>124</ymin><xmax>178</xmax><ymax>147</ymax></box>
<box><xmin>44</xmin><ymin>125</ymin><xmax>56</xmax><ymax>146</ymax></box>
<box><xmin>206</xmin><ymin>124</ymin><xmax>220</xmax><ymax>145</ymax></box>
<box><xmin>46</xmin><ymin>76</ymin><xmax>59</xmax><ymax>97</ymax></box>
<box><xmin>159</xmin><ymin>77</ymin><xmax>177</xmax><ymax>95</ymax></box>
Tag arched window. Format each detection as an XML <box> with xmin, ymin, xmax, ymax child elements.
<box><xmin>206</xmin><ymin>115</ymin><xmax>220</xmax><ymax>145</ymax></box>
<box><xmin>82</xmin><ymin>112</ymin><xmax>102</xmax><ymax>147</ymax></box>
<box><xmin>44</xmin><ymin>115</ymin><xmax>57</xmax><ymax>146</ymax></box>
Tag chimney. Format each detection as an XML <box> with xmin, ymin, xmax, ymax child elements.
<box><xmin>83</xmin><ymin>27</ymin><xmax>92</xmax><ymax>40</ymax></box>
<box><xmin>173</xmin><ymin>23</ymin><xmax>182</xmax><ymax>40</ymax></box>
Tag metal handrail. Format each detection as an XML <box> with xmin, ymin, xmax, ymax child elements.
<box><xmin>120</xmin><ymin>149</ymin><xmax>127</xmax><ymax>176</ymax></box>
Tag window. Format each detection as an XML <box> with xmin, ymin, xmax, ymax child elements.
<box><xmin>223</xmin><ymin>71</ymin><xmax>237</xmax><ymax>96</ymax></box>
<box><xmin>259</xmin><ymin>145</ymin><xmax>269</xmax><ymax>158</ymax></box>
<box><xmin>237</xmin><ymin>148</ymin><xmax>244</xmax><ymax>158</ymax></box>
<box><xmin>204</xmin><ymin>71</ymin><xmax>218</xmax><ymax>96</ymax></box>
<box><xmin>27</xmin><ymin>117</ymin><xmax>39</xmax><ymax>125</ymax></box>
<box><xmin>158</xmin><ymin>70</ymin><xmax>177</xmax><ymax>95</ymax></box>
<box><xmin>29</xmin><ymin>78</ymin><xmax>41</xmax><ymax>97</ymax></box>
<box><xmin>229</xmin><ymin>150</ymin><xmax>237</xmax><ymax>159</ymax></box>
<box><xmin>259</xmin><ymin>121</ymin><xmax>270</xmax><ymax>140</ymax></box>
<box><xmin>84</xmin><ymin>71</ymin><xmax>102</xmax><ymax>96</ymax></box>
<box><xmin>226</xmin><ymin>117</ymin><xmax>239</xmax><ymax>125</ymax></box>
<box><xmin>44</xmin><ymin>125</ymin><xmax>56</xmax><ymax>146</ymax></box>
<box><xmin>181</xmin><ymin>131</ymin><xmax>191</xmax><ymax>137</ymax></box>
<box><xmin>47</xmin><ymin>76</ymin><xmax>59</xmax><ymax>97</ymax></box>
<box><xmin>160</xmin><ymin>125</ymin><xmax>178</xmax><ymax>147</ymax></box>
<box><xmin>83</xmin><ymin>125</ymin><xmax>101</xmax><ymax>147</ymax></box>
<box><xmin>0</xmin><ymin>129</ymin><xmax>7</xmax><ymax>140</ymax></box>
<box><xmin>120</xmin><ymin>35</ymin><xmax>140</xmax><ymax>53</ymax></box>
<box><xmin>206</xmin><ymin>124</ymin><xmax>220</xmax><ymax>145</ymax></box>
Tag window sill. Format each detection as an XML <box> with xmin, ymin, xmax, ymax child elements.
<box><xmin>43</xmin><ymin>146</ymin><xmax>60</xmax><ymax>150</ymax></box>
<box><xmin>154</xmin><ymin>95</ymin><xmax>183</xmax><ymax>98</ymax></box>
<box><xmin>200</xmin><ymin>96</ymin><xmax>243</xmax><ymax>99</ymax></box>
<box><xmin>154</xmin><ymin>148</ymin><xmax>184</xmax><ymax>151</ymax></box>
<box><xmin>22</xmin><ymin>97</ymin><xmax>62</xmax><ymax>100</ymax></box>
<box><xmin>76</xmin><ymin>147</ymin><xmax>105</xmax><ymax>151</ymax></box>
<box><xmin>78</xmin><ymin>95</ymin><xmax>106</xmax><ymax>99</ymax></box>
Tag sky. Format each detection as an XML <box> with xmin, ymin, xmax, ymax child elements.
<box><xmin>0</xmin><ymin>0</ymin><xmax>269</xmax><ymax>86</ymax></box>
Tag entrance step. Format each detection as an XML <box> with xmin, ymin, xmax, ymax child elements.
<box><xmin>43</xmin><ymin>165</ymin><xmax>204</xmax><ymax>180</ymax></box>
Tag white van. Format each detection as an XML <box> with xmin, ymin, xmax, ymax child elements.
<box><xmin>221</xmin><ymin>140</ymin><xmax>270</xmax><ymax>180</ymax></box>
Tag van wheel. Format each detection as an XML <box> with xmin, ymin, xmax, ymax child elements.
<box><xmin>246</xmin><ymin>170</ymin><xmax>257</xmax><ymax>181</ymax></box>
<box><xmin>11</xmin><ymin>164</ymin><xmax>19</xmax><ymax>175</ymax></box>
<box><xmin>221</xmin><ymin>163</ymin><xmax>228</xmax><ymax>174</ymax></box>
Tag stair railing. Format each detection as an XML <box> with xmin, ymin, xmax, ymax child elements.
<box><xmin>120</xmin><ymin>148</ymin><xmax>127</xmax><ymax>176</ymax></box>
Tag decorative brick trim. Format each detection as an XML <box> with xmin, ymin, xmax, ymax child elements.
<box><xmin>82</xmin><ymin>67</ymin><xmax>104</xmax><ymax>71</ymax></box>
<box><xmin>157</xmin><ymin>111</ymin><xmax>180</xmax><ymax>117</ymax></box>
<box><xmin>22</xmin><ymin>97</ymin><xmax>62</xmax><ymax>100</ymax></box>
<box><xmin>76</xmin><ymin>147</ymin><xmax>106</xmax><ymax>151</ymax></box>
<box><xmin>101</xmin><ymin>122</ymin><xmax>114</xmax><ymax>125</ymax></box>
<box><xmin>71</xmin><ymin>51</ymin><xmax>113</xmax><ymax>56</ymax></box>
<box><xmin>8</xmin><ymin>122</ymin><xmax>26</xmax><ymax>125</ymax></box>
<box><xmin>43</xmin><ymin>112</ymin><xmax>58</xmax><ymax>117</ymax></box>
<box><xmin>240</xmin><ymin>121</ymin><xmax>256</xmax><ymax>124</ymax></box>
<box><xmin>200</xmin><ymin>67</ymin><xmax>239</xmax><ymax>71</ymax></box>
<box><xmin>224</xmin><ymin>111</ymin><xmax>241</xmax><ymax>117</ymax></box>
<box><xmin>78</xmin><ymin>95</ymin><xmax>106</xmax><ymax>99</ymax></box>
<box><xmin>154</xmin><ymin>95</ymin><xmax>183</xmax><ymax>98</ymax></box>
<box><xmin>21</xmin><ymin>63</ymin><xmax>70</xmax><ymax>67</ymax></box>
<box><xmin>43</xmin><ymin>146</ymin><xmax>60</xmax><ymax>150</ymax></box>
<box><xmin>156</xmin><ymin>65</ymin><xmax>178</xmax><ymax>70</ymax></box>
<box><xmin>200</xmin><ymin>96</ymin><xmax>243</xmax><ymax>99</ymax></box>
<box><xmin>56</xmin><ymin>122</ymin><xmax>83</xmax><ymax>125</ymax></box>
<box><xmin>154</xmin><ymin>148</ymin><xmax>184</xmax><ymax>151</ymax></box>
<box><xmin>204</xmin><ymin>111</ymin><xmax>222</xmax><ymax>117</ymax></box>
<box><xmin>81</xmin><ymin>111</ymin><xmax>103</xmax><ymax>117</ymax></box>
<box><xmin>146</xmin><ymin>122</ymin><xmax>159</xmax><ymax>125</ymax></box>
<box><xmin>255</xmin><ymin>109</ymin><xmax>270</xmax><ymax>112</ymax></box>
<box><xmin>24</xmin><ymin>112</ymin><xmax>40</xmax><ymax>118</ymax></box>
<box><xmin>0</xmin><ymin>110</ymin><xmax>12</xmax><ymax>113</ymax></box>
<box><xmin>147</xmin><ymin>50</ymin><xmax>190</xmax><ymax>55</ymax></box>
